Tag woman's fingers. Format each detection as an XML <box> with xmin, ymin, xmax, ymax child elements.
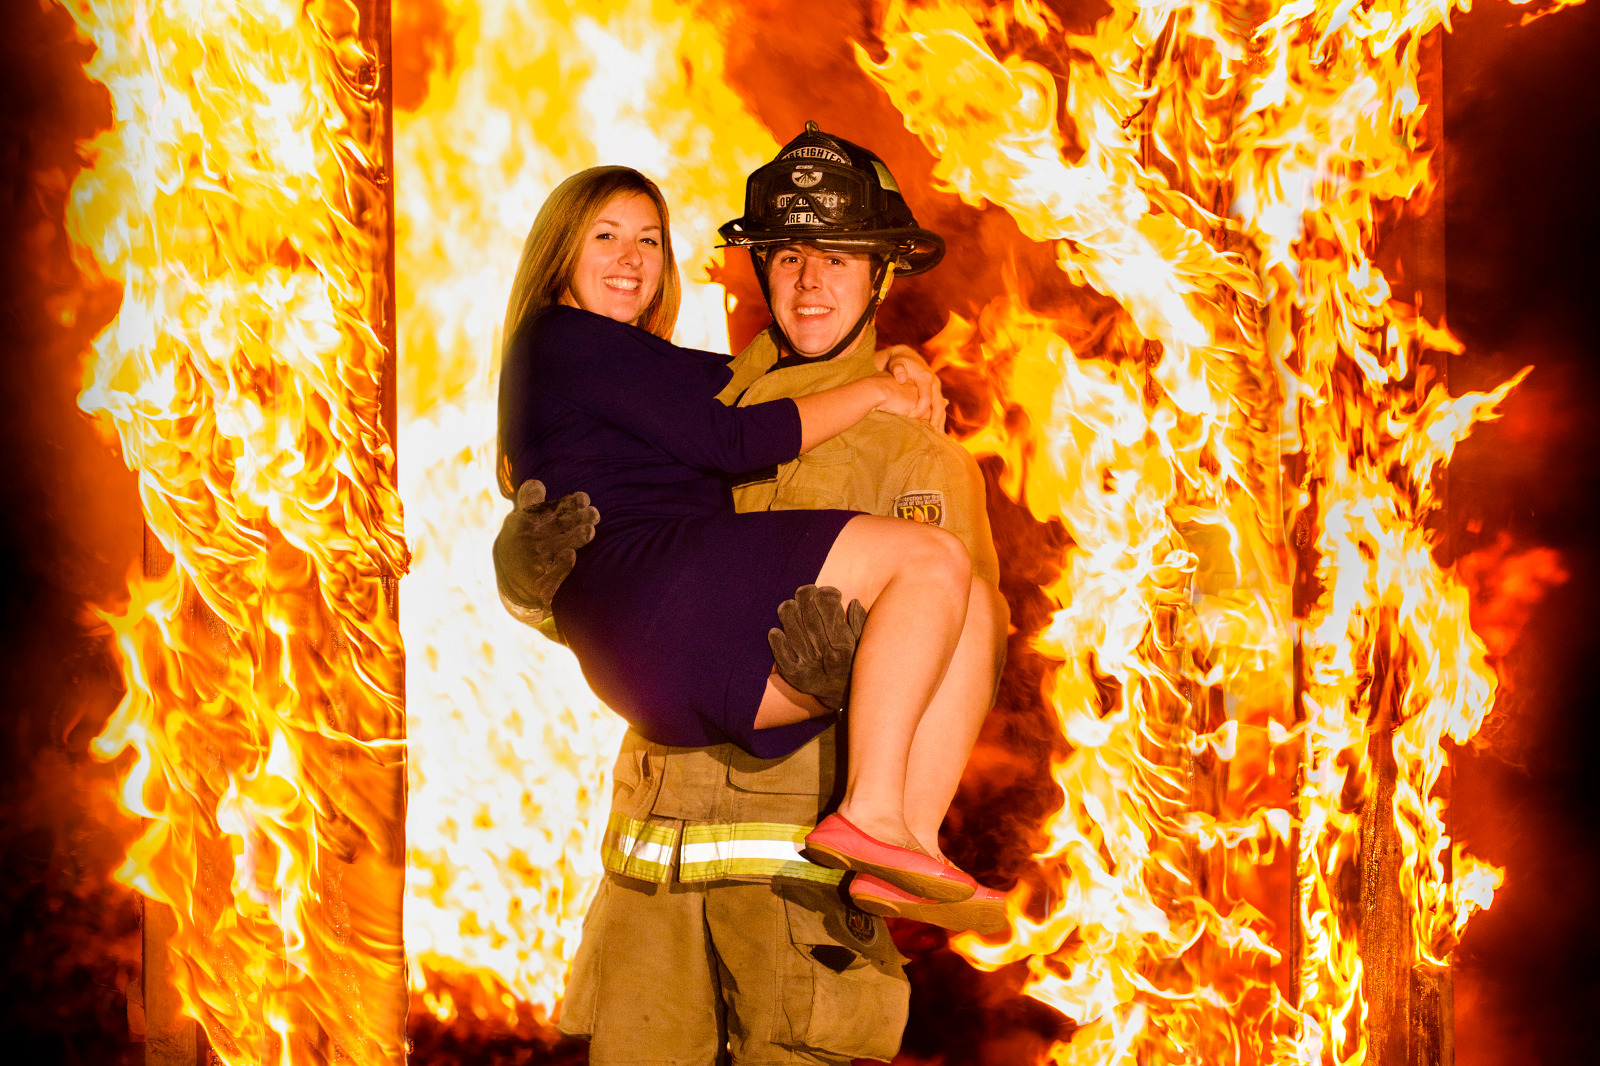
<box><xmin>898</xmin><ymin>377</ymin><xmax>924</xmax><ymax>419</ymax></box>
<box><xmin>882</xmin><ymin>347</ymin><xmax>946</xmax><ymax>427</ymax></box>
<box><xmin>885</xmin><ymin>354</ymin><xmax>932</xmax><ymax>417</ymax></box>
<box><xmin>871</xmin><ymin>372</ymin><xmax>922</xmax><ymax>418</ymax></box>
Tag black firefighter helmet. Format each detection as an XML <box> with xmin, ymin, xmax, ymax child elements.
<box><xmin>719</xmin><ymin>122</ymin><xmax>945</xmax><ymax>358</ymax></box>
<box><xmin>719</xmin><ymin>122</ymin><xmax>944</xmax><ymax>276</ymax></box>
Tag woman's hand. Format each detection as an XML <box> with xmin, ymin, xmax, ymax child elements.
<box><xmin>794</xmin><ymin>366</ymin><xmax>933</xmax><ymax>451</ymax></box>
<box><xmin>870</xmin><ymin>370</ymin><xmax>927</xmax><ymax>420</ymax></box>
<box><xmin>879</xmin><ymin>344</ymin><xmax>947</xmax><ymax>432</ymax></box>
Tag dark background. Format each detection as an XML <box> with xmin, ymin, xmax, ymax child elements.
<box><xmin>1436</xmin><ymin>3</ymin><xmax>1600</xmax><ymax>1061</ymax></box>
<box><xmin>2</xmin><ymin>1</ymin><xmax>1597</xmax><ymax>1063</ymax></box>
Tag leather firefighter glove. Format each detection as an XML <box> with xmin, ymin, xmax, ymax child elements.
<box><xmin>494</xmin><ymin>479</ymin><xmax>600</xmax><ymax>630</ymax></box>
<box><xmin>767</xmin><ymin>584</ymin><xmax>866</xmax><ymax>712</ymax></box>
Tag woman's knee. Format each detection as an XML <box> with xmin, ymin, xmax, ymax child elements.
<box><xmin>820</xmin><ymin>516</ymin><xmax>970</xmax><ymax>605</ymax></box>
<box><xmin>901</xmin><ymin>524</ymin><xmax>971</xmax><ymax>593</ymax></box>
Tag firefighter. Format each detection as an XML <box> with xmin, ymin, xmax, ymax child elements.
<box><xmin>496</xmin><ymin>123</ymin><xmax>1008</xmax><ymax>1065</ymax></box>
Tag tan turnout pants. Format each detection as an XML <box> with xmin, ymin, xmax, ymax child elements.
<box><xmin>558</xmin><ymin>873</ymin><xmax>909</xmax><ymax>1065</ymax></box>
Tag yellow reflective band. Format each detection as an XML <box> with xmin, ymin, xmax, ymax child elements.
<box><xmin>679</xmin><ymin>822</ymin><xmax>845</xmax><ymax>885</ymax></box>
<box><xmin>601</xmin><ymin>811</ymin><xmax>678</xmax><ymax>884</ymax></box>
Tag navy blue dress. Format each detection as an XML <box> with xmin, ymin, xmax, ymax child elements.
<box><xmin>500</xmin><ymin>305</ymin><xmax>858</xmax><ymax>757</ymax></box>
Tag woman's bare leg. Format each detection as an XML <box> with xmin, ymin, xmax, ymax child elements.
<box><xmin>751</xmin><ymin>517</ymin><xmax>1004</xmax><ymax>860</ymax></box>
<box><xmin>900</xmin><ymin>576</ymin><xmax>1008</xmax><ymax>860</ymax></box>
<box><xmin>806</xmin><ymin>515</ymin><xmax>973</xmax><ymax>850</ymax></box>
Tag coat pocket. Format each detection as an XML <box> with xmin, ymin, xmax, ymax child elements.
<box><xmin>725</xmin><ymin>726</ymin><xmax>837</xmax><ymax>797</ymax></box>
<box><xmin>608</xmin><ymin>734</ymin><xmax>662</xmax><ymax>821</ymax></box>
<box><xmin>771</xmin><ymin>882</ymin><xmax>909</xmax><ymax>1062</ymax></box>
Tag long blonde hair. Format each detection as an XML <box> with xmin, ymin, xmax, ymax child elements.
<box><xmin>498</xmin><ymin>166</ymin><xmax>682</xmax><ymax>496</ymax></box>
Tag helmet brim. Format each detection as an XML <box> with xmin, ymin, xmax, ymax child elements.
<box><xmin>718</xmin><ymin>222</ymin><xmax>945</xmax><ymax>276</ymax></box>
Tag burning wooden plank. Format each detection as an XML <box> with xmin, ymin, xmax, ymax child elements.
<box><xmin>66</xmin><ymin>0</ymin><xmax>406</xmax><ymax>1061</ymax></box>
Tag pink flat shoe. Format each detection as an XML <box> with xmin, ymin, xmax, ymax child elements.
<box><xmin>802</xmin><ymin>813</ymin><xmax>976</xmax><ymax>902</ymax></box>
<box><xmin>849</xmin><ymin>873</ymin><xmax>1009</xmax><ymax>935</ymax></box>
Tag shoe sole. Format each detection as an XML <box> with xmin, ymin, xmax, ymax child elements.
<box><xmin>801</xmin><ymin>839</ymin><xmax>975</xmax><ymax>902</ymax></box>
<box><xmin>851</xmin><ymin>889</ymin><xmax>1009</xmax><ymax>935</ymax></box>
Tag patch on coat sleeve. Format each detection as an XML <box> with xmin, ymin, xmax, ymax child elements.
<box><xmin>891</xmin><ymin>490</ymin><xmax>945</xmax><ymax>527</ymax></box>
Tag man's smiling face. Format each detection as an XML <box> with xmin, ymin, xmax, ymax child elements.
<box><xmin>766</xmin><ymin>243</ymin><xmax>876</xmax><ymax>357</ymax></box>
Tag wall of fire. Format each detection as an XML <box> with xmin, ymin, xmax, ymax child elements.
<box><xmin>5</xmin><ymin>1</ymin><xmax>1599</xmax><ymax>1065</ymax></box>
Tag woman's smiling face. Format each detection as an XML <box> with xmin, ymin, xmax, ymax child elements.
<box><xmin>562</xmin><ymin>192</ymin><xmax>665</xmax><ymax>326</ymax></box>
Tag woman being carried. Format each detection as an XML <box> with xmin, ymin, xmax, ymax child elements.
<box><xmin>499</xmin><ymin>166</ymin><xmax>999</xmax><ymax>908</ymax></box>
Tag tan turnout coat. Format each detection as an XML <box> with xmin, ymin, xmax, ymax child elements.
<box><xmin>561</xmin><ymin>324</ymin><xmax>999</xmax><ymax>1062</ymax></box>
<box><xmin>598</xmin><ymin>324</ymin><xmax>998</xmax><ymax>883</ymax></box>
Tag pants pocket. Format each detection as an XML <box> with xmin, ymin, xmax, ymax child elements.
<box><xmin>773</xmin><ymin>883</ymin><xmax>910</xmax><ymax>1062</ymax></box>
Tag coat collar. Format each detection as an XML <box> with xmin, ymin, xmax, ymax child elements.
<box><xmin>740</xmin><ymin>323</ymin><xmax>880</xmax><ymax>404</ymax></box>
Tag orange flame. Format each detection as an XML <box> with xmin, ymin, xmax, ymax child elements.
<box><xmin>1509</xmin><ymin>0</ymin><xmax>1588</xmax><ymax>26</ymax></box>
<box><xmin>859</xmin><ymin>0</ymin><xmax>1546</xmax><ymax>1060</ymax></box>
<box><xmin>67</xmin><ymin>0</ymin><xmax>1581</xmax><ymax>1060</ymax></box>
<box><xmin>67</xmin><ymin>0</ymin><xmax>406</xmax><ymax>1061</ymax></box>
<box><xmin>1457</xmin><ymin>533</ymin><xmax>1570</xmax><ymax>663</ymax></box>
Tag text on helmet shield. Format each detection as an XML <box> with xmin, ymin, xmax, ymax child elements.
<box><xmin>775</xmin><ymin>191</ymin><xmax>842</xmax><ymax>211</ymax></box>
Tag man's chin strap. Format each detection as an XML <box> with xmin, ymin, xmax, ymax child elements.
<box><xmin>753</xmin><ymin>250</ymin><xmax>892</xmax><ymax>364</ymax></box>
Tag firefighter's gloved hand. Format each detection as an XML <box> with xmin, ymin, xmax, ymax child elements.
<box><xmin>494</xmin><ymin>479</ymin><xmax>599</xmax><ymax>629</ymax></box>
<box><xmin>768</xmin><ymin>584</ymin><xmax>866</xmax><ymax>712</ymax></box>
